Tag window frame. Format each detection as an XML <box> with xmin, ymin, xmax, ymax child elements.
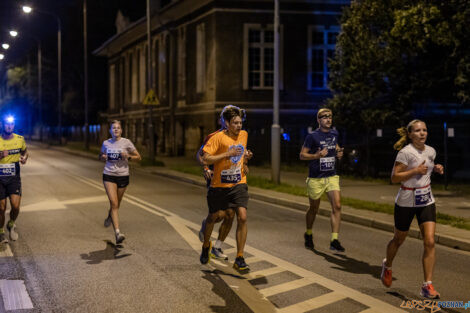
<box><xmin>307</xmin><ymin>25</ymin><xmax>340</xmax><ymax>91</ymax></box>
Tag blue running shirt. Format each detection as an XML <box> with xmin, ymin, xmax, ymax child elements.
<box><xmin>302</xmin><ymin>129</ymin><xmax>339</xmax><ymax>178</ymax></box>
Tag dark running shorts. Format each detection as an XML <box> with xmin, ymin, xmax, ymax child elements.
<box><xmin>394</xmin><ymin>203</ymin><xmax>436</xmax><ymax>232</ymax></box>
<box><xmin>103</xmin><ymin>174</ymin><xmax>129</xmax><ymax>188</ymax></box>
<box><xmin>207</xmin><ymin>184</ymin><xmax>249</xmax><ymax>214</ymax></box>
<box><xmin>0</xmin><ymin>175</ymin><xmax>22</xmax><ymax>199</ymax></box>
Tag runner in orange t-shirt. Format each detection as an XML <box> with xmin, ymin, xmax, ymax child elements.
<box><xmin>200</xmin><ymin>106</ymin><xmax>251</xmax><ymax>272</ymax></box>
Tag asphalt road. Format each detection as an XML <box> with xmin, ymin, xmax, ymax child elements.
<box><xmin>0</xmin><ymin>146</ymin><xmax>468</xmax><ymax>313</ymax></box>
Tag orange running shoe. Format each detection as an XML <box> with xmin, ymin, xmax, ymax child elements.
<box><xmin>381</xmin><ymin>258</ymin><xmax>392</xmax><ymax>287</ymax></box>
<box><xmin>420</xmin><ymin>283</ymin><xmax>440</xmax><ymax>299</ymax></box>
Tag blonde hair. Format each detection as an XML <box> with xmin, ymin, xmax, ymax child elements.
<box><xmin>109</xmin><ymin>120</ymin><xmax>121</xmax><ymax>129</ymax></box>
<box><xmin>317</xmin><ymin>108</ymin><xmax>332</xmax><ymax>119</ymax></box>
<box><xmin>393</xmin><ymin>119</ymin><xmax>424</xmax><ymax>151</ymax></box>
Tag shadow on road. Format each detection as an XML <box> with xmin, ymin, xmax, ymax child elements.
<box><xmin>80</xmin><ymin>240</ymin><xmax>132</xmax><ymax>265</ymax></box>
<box><xmin>311</xmin><ymin>248</ymin><xmax>386</xmax><ymax>280</ymax></box>
<box><xmin>201</xmin><ymin>269</ymin><xmax>252</xmax><ymax>313</ymax></box>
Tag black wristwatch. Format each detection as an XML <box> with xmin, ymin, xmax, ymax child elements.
<box><xmin>128</xmin><ymin>156</ymin><xmax>131</xmax><ymax>161</ymax></box>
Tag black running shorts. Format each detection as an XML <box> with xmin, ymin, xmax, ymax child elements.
<box><xmin>394</xmin><ymin>203</ymin><xmax>436</xmax><ymax>232</ymax></box>
<box><xmin>0</xmin><ymin>175</ymin><xmax>22</xmax><ymax>199</ymax></box>
<box><xmin>103</xmin><ymin>174</ymin><xmax>129</xmax><ymax>188</ymax></box>
<box><xmin>207</xmin><ymin>183</ymin><xmax>249</xmax><ymax>214</ymax></box>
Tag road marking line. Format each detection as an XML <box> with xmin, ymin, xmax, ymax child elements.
<box><xmin>278</xmin><ymin>291</ymin><xmax>345</xmax><ymax>313</ymax></box>
<box><xmin>62</xmin><ymin>195</ymin><xmax>108</xmax><ymax>205</ymax></box>
<box><xmin>358</xmin><ymin>308</ymin><xmax>380</xmax><ymax>313</ymax></box>
<box><xmin>243</xmin><ymin>256</ymin><xmax>261</xmax><ymax>264</ymax></box>
<box><xmin>21</xmin><ymin>199</ymin><xmax>66</xmax><ymax>212</ymax></box>
<box><xmin>244</xmin><ymin>267</ymin><xmax>285</xmax><ymax>279</ymax></box>
<box><xmin>223</xmin><ymin>247</ymin><xmax>237</xmax><ymax>255</ymax></box>
<box><xmin>259</xmin><ymin>278</ymin><xmax>312</xmax><ymax>297</ymax></box>
<box><xmin>0</xmin><ymin>244</ymin><xmax>13</xmax><ymax>257</ymax></box>
<box><xmin>0</xmin><ymin>280</ymin><xmax>34</xmax><ymax>310</ymax></box>
<box><xmin>69</xmin><ymin>171</ymin><xmax>406</xmax><ymax>313</ymax></box>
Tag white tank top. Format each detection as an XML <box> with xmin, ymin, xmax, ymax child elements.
<box><xmin>393</xmin><ymin>144</ymin><xmax>436</xmax><ymax>207</ymax></box>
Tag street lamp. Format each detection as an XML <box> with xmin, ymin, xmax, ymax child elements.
<box><xmin>9</xmin><ymin>30</ymin><xmax>18</xmax><ymax>37</ymax></box>
<box><xmin>23</xmin><ymin>5</ymin><xmax>62</xmax><ymax>144</ymax></box>
<box><xmin>22</xmin><ymin>6</ymin><xmax>32</xmax><ymax>14</ymax></box>
<box><xmin>2</xmin><ymin>44</ymin><xmax>10</xmax><ymax>50</ymax></box>
<box><xmin>0</xmin><ymin>54</ymin><xmax>4</xmax><ymax>60</ymax></box>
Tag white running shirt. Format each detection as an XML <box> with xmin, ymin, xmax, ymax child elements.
<box><xmin>101</xmin><ymin>138</ymin><xmax>136</xmax><ymax>176</ymax></box>
<box><xmin>393</xmin><ymin>144</ymin><xmax>436</xmax><ymax>207</ymax></box>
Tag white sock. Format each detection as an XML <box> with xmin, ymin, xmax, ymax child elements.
<box><xmin>423</xmin><ymin>281</ymin><xmax>432</xmax><ymax>286</ymax></box>
<box><xmin>115</xmin><ymin>229</ymin><xmax>120</xmax><ymax>235</ymax></box>
<box><xmin>214</xmin><ymin>240</ymin><xmax>223</xmax><ymax>249</ymax></box>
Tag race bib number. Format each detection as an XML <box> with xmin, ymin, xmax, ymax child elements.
<box><xmin>0</xmin><ymin>163</ymin><xmax>16</xmax><ymax>176</ymax></box>
<box><xmin>107</xmin><ymin>149</ymin><xmax>122</xmax><ymax>161</ymax></box>
<box><xmin>221</xmin><ymin>167</ymin><xmax>242</xmax><ymax>184</ymax></box>
<box><xmin>414</xmin><ymin>186</ymin><xmax>432</xmax><ymax>206</ymax></box>
<box><xmin>320</xmin><ymin>157</ymin><xmax>335</xmax><ymax>171</ymax></box>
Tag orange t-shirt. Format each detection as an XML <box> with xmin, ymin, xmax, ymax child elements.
<box><xmin>203</xmin><ymin>130</ymin><xmax>248</xmax><ymax>188</ymax></box>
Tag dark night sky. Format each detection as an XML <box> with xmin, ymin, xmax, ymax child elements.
<box><xmin>0</xmin><ymin>0</ymin><xmax>146</xmax><ymax>125</ymax></box>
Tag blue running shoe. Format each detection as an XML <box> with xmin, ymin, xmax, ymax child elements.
<box><xmin>233</xmin><ymin>256</ymin><xmax>249</xmax><ymax>272</ymax></box>
<box><xmin>211</xmin><ymin>247</ymin><xmax>228</xmax><ymax>260</ymax></box>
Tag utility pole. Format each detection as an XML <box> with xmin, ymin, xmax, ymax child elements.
<box><xmin>83</xmin><ymin>0</ymin><xmax>89</xmax><ymax>149</ymax></box>
<box><xmin>271</xmin><ymin>0</ymin><xmax>281</xmax><ymax>184</ymax></box>
<box><xmin>147</xmin><ymin>0</ymin><xmax>155</xmax><ymax>161</ymax></box>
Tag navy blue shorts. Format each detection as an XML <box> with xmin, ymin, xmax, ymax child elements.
<box><xmin>0</xmin><ymin>175</ymin><xmax>22</xmax><ymax>199</ymax></box>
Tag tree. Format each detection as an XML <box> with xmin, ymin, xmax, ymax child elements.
<box><xmin>327</xmin><ymin>0</ymin><xmax>470</xmax><ymax>131</ymax></box>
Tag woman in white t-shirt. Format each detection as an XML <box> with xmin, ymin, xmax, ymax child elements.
<box><xmin>99</xmin><ymin>120</ymin><xmax>141</xmax><ymax>244</ymax></box>
<box><xmin>380</xmin><ymin>120</ymin><xmax>444</xmax><ymax>299</ymax></box>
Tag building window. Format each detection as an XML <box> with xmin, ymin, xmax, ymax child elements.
<box><xmin>140</xmin><ymin>46</ymin><xmax>146</xmax><ymax>101</ymax></box>
<box><xmin>127</xmin><ymin>52</ymin><xmax>132</xmax><ymax>103</ymax></box>
<box><xmin>307</xmin><ymin>26</ymin><xmax>339</xmax><ymax>90</ymax></box>
<box><xmin>158</xmin><ymin>35</ymin><xmax>168</xmax><ymax>99</ymax></box>
<box><xmin>196</xmin><ymin>23</ymin><xmax>206</xmax><ymax>93</ymax></box>
<box><xmin>243</xmin><ymin>24</ymin><xmax>281</xmax><ymax>90</ymax></box>
<box><xmin>177</xmin><ymin>26</ymin><xmax>187</xmax><ymax>97</ymax></box>
<box><xmin>109</xmin><ymin>64</ymin><xmax>116</xmax><ymax>109</ymax></box>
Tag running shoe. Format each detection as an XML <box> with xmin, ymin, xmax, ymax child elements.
<box><xmin>6</xmin><ymin>222</ymin><xmax>18</xmax><ymax>241</ymax></box>
<box><xmin>200</xmin><ymin>242</ymin><xmax>212</xmax><ymax>264</ymax></box>
<box><xmin>115</xmin><ymin>232</ymin><xmax>126</xmax><ymax>244</ymax></box>
<box><xmin>330</xmin><ymin>239</ymin><xmax>345</xmax><ymax>252</ymax></box>
<box><xmin>233</xmin><ymin>256</ymin><xmax>249</xmax><ymax>272</ymax></box>
<box><xmin>304</xmin><ymin>233</ymin><xmax>314</xmax><ymax>250</ymax></box>
<box><xmin>104</xmin><ymin>213</ymin><xmax>112</xmax><ymax>228</ymax></box>
<box><xmin>0</xmin><ymin>233</ymin><xmax>8</xmax><ymax>244</ymax></box>
<box><xmin>420</xmin><ymin>283</ymin><xmax>440</xmax><ymax>299</ymax></box>
<box><xmin>198</xmin><ymin>218</ymin><xmax>206</xmax><ymax>242</ymax></box>
<box><xmin>381</xmin><ymin>258</ymin><xmax>392</xmax><ymax>287</ymax></box>
<box><xmin>211</xmin><ymin>247</ymin><xmax>228</xmax><ymax>260</ymax></box>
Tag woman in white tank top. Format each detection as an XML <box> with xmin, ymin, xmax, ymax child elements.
<box><xmin>380</xmin><ymin>120</ymin><xmax>444</xmax><ymax>299</ymax></box>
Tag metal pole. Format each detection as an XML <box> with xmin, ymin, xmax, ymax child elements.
<box><xmin>83</xmin><ymin>0</ymin><xmax>89</xmax><ymax>149</ymax></box>
<box><xmin>271</xmin><ymin>0</ymin><xmax>281</xmax><ymax>184</ymax></box>
<box><xmin>146</xmin><ymin>0</ymin><xmax>155</xmax><ymax>161</ymax></box>
<box><xmin>444</xmin><ymin>122</ymin><xmax>448</xmax><ymax>190</ymax></box>
<box><xmin>57</xmin><ymin>18</ymin><xmax>62</xmax><ymax>144</ymax></box>
<box><xmin>38</xmin><ymin>41</ymin><xmax>42</xmax><ymax>141</ymax></box>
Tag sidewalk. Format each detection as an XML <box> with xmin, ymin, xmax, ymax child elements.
<box><xmin>43</xmin><ymin>145</ymin><xmax>470</xmax><ymax>252</ymax></box>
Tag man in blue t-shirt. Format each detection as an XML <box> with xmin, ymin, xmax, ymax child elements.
<box><xmin>299</xmin><ymin>108</ymin><xmax>345</xmax><ymax>252</ymax></box>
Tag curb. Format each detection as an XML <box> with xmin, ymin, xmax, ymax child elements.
<box><xmin>44</xmin><ymin>144</ymin><xmax>470</xmax><ymax>252</ymax></box>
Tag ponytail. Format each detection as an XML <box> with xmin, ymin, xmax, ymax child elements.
<box><xmin>393</xmin><ymin>127</ymin><xmax>408</xmax><ymax>151</ymax></box>
<box><xmin>393</xmin><ymin>119</ymin><xmax>424</xmax><ymax>151</ymax></box>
